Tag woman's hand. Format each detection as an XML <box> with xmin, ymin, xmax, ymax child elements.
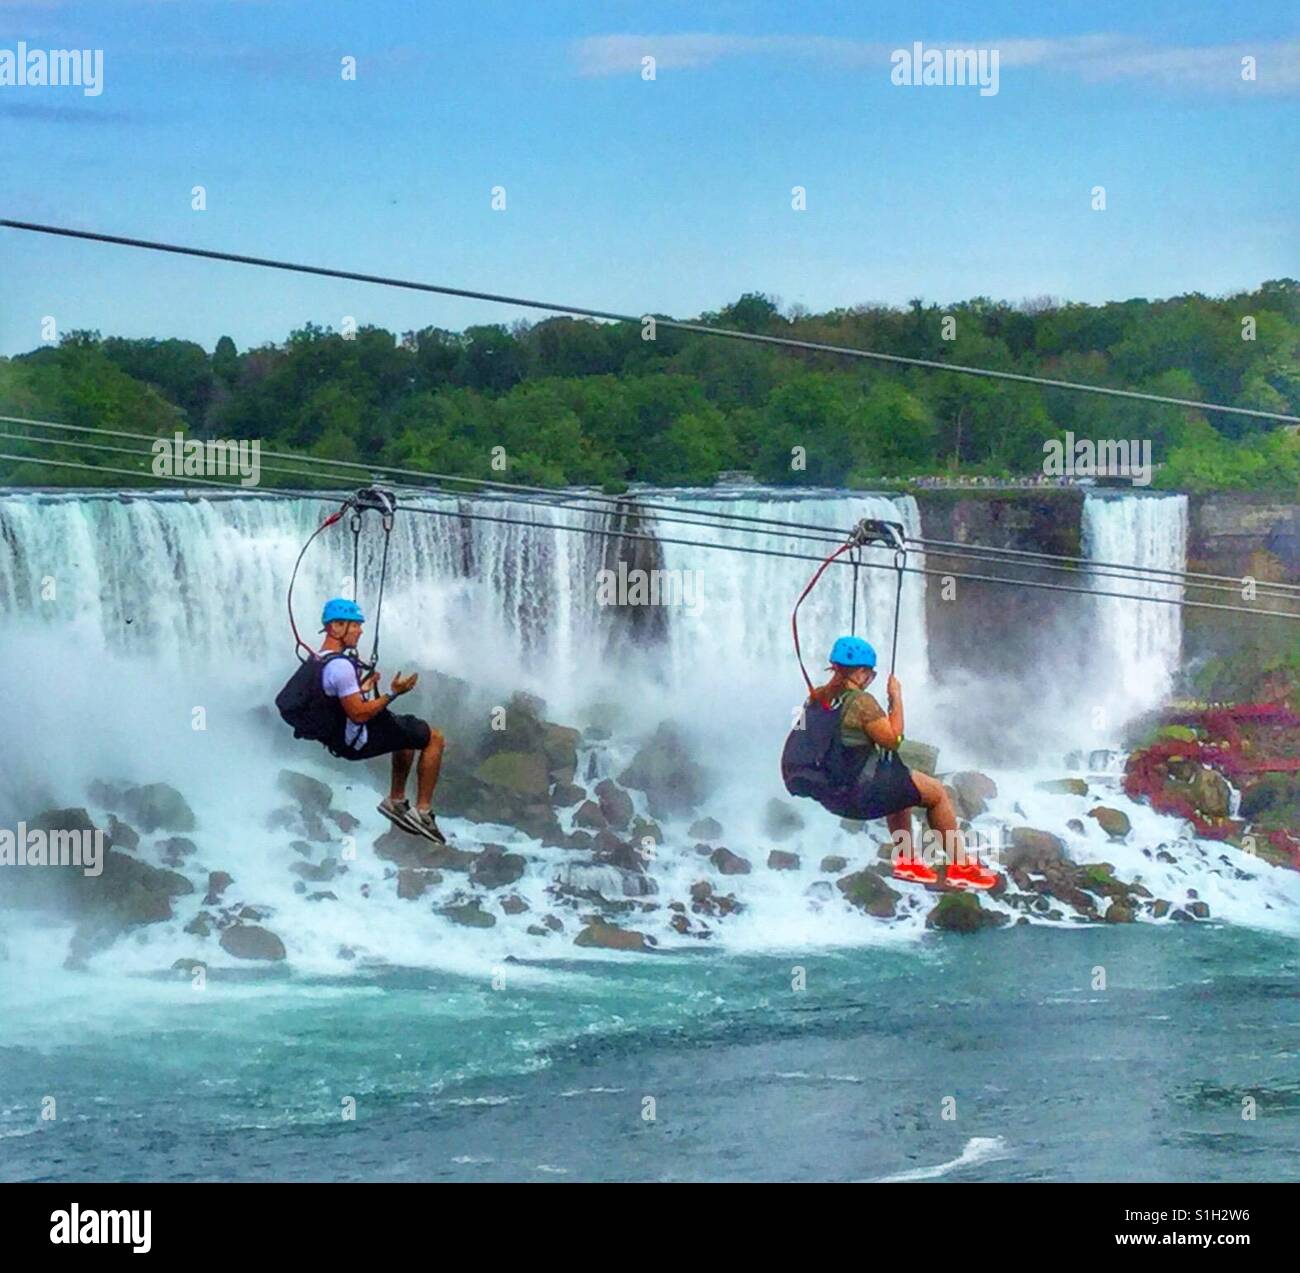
<box><xmin>887</xmin><ymin>674</ymin><xmax>902</xmax><ymax>704</ymax></box>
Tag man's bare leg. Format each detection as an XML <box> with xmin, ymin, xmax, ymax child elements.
<box><xmin>390</xmin><ymin>749</ymin><xmax>415</xmax><ymax>802</ymax></box>
<box><xmin>414</xmin><ymin>727</ymin><xmax>445</xmax><ymax>813</ymax></box>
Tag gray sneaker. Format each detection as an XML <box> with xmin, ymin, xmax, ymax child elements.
<box><xmin>408</xmin><ymin>808</ymin><xmax>447</xmax><ymax>845</ymax></box>
<box><xmin>376</xmin><ymin>798</ymin><xmax>421</xmax><ymax>835</ymax></box>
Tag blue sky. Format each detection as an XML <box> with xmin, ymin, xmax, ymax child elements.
<box><xmin>1</xmin><ymin>0</ymin><xmax>1296</xmax><ymax>356</ymax></box>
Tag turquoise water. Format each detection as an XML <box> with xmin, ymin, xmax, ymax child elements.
<box><xmin>3</xmin><ymin>924</ymin><xmax>1297</xmax><ymax>1182</ymax></box>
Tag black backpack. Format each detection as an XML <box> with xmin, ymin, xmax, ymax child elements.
<box><xmin>275</xmin><ymin>653</ymin><xmax>356</xmax><ymax>751</ymax></box>
<box><xmin>780</xmin><ymin>695</ymin><xmax>873</xmax><ymax>801</ymax></box>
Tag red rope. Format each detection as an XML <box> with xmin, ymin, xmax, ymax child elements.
<box><xmin>287</xmin><ymin>501</ymin><xmax>350</xmax><ymax>659</ymax></box>
<box><xmin>792</xmin><ymin>540</ymin><xmax>854</xmax><ymax>707</ymax></box>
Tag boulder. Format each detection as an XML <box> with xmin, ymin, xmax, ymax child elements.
<box><xmin>397</xmin><ymin>867</ymin><xmax>441</xmax><ymax>900</ymax></box>
<box><xmin>373</xmin><ymin>828</ymin><xmax>475</xmax><ymax>872</ymax></box>
<box><xmin>501</xmin><ymin>894</ymin><xmax>529</xmax><ymax>915</ymax></box>
<box><xmin>551</xmin><ymin>782</ymin><xmax>586</xmax><ymax>808</ymax></box>
<box><xmin>106</xmin><ymin>815</ymin><xmax>140</xmax><ymax>852</ymax></box>
<box><xmin>629</xmin><ymin>817</ymin><xmax>663</xmax><ymax>849</ymax></box>
<box><xmin>1087</xmin><ymin>807</ymin><xmax>1132</xmax><ymax>841</ymax></box>
<box><xmin>949</xmin><ymin>771</ymin><xmax>998</xmax><ymax>819</ymax></box>
<box><xmin>897</xmin><ymin>739</ymin><xmax>940</xmax><ymax>776</ymax></box>
<box><xmin>688</xmin><ymin>817</ymin><xmax>723</xmax><ymax>841</ymax></box>
<box><xmin>1035</xmin><ymin>778</ymin><xmax>1089</xmax><ymax>797</ymax></box>
<box><xmin>573</xmin><ymin>800</ymin><xmax>608</xmax><ymax>831</ymax></box>
<box><xmin>290</xmin><ymin>858</ymin><xmax>340</xmax><ymax>884</ymax></box>
<box><xmin>219</xmin><ymin>925</ymin><xmax>287</xmax><ymax>961</ymax></box>
<box><xmin>1189</xmin><ymin>767</ymin><xmax>1231</xmax><ymax>819</ymax></box>
<box><xmin>710</xmin><ymin>847</ymin><xmax>751</xmax><ymax>876</ymax></box>
<box><xmin>327</xmin><ymin>809</ymin><xmax>360</xmax><ymax>834</ymax></box>
<box><xmin>618</xmin><ymin>722</ymin><xmax>707</xmax><ymax>817</ymax></box>
<box><xmin>574</xmin><ymin>920</ymin><xmax>652</xmax><ymax>952</ymax></box>
<box><xmin>541</xmin><ymin>723</ymin><xmax>581</xmax><ymax>786</ymax></box>
<box><xmin>474</xmin><ymin>750</ymin><xmax>551</xmax><ymax>801</ymax></box>
<box><xmin>118</xmin><ymin>783</ymin><xmax>196</xmax><ymax>833</ymax></box>
<box><xmin>470</xmin><ymin>845</ymin><xmax>527</xmax><ymax>890</ymax></box>
<box><xmin>836</xmin><ymin>868</ymin><xmax>900</xmax><ymax>919</ymax></box>
<box><xmin>205</xmin><ymin>871</ymin><xmax>234</xmax><ymax>905</ymax></box>
<box><xmin>158</xmin><ymin>837</ymin><xmax>198</xmax><ymax>867</ymax></box>
<box><xmin>276</xmin><ymin>769</ymin><xmax>333</xmax><ymax>814</ymax></box>
<box><xmin>763</xmin><ymin>798</ymin><xmax>805</xmax><ymax>840</ymax></box>
<box><xmin>1004</xmin><ymin>827</ymin><xmax>1067</xmax><ymax>873</ymax></box>
<box><xmin>1104</xmin><ymin>902</ymin><xmax>1134</xmax><ymax>923</ymax></box>
<box><xmin>820</xmin><ymin>855</ymin><xmax>847</xmax><ymax>874</ymax></box>
<box><xmin>925</xmin><ymin>892</ymin><xmax>1007</xmax><ymax>933</ymax></box>
<box><xmin>767</xmin><ymin>850</ymin><xmax>800</xmax><ymax>871</ymax></box>
<box><xmin>440</xmin><ymin>900</ymin><xmax>497</xmax><ymax>928</ymax></box>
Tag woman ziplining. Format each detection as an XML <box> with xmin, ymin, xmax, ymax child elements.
<box><xmin>781</xmin><ymin>519</ymin><xmax>999</xmax><ymax>891</ymax></box>
<box><xmin>274</xmin><ymin>488</ymin><xmax>449</xmax><ymax>844</ymax></box>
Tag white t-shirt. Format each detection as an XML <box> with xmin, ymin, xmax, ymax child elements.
<box><xmin>320</xmin><ymin>652</ymin><xmax>367</xmax><ymax>750</ymax></box>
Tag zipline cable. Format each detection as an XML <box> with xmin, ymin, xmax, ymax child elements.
<box><xmin>2</xmin><ymin>446</ymin><xmax>1296</xmax><ymax>623</ymax></box>
<box><xmin>0</xmin><ymin>426</ymin><xmax>1289</xmax><ymax>608</ymax></box>
<box><xmin>3</xmin><ymin>218</ymin><xmax>1298</xmax><ymax>425</ymax></box>
<box><xmin>5</xmin><ymin>411</ymin><xmax>1294</xmax><ymax>597</ymax></box>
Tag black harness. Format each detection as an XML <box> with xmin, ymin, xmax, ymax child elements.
<box><xmin>780</xmin><ymin>692</ymin><xmax>878</xmax><ymax>804</ymax></box>
<box><xmin>274</xmin><ymin>650</ymin><xmax>366</xmax><ymax>756</ymax></box>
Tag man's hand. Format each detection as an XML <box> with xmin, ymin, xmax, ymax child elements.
<box><xmin>360</xmin><ymin>670</ymin><xmax>379</xmax><ymax>696</ymax></box>
<box><xmin>390</xmin><ymin>671</ymin><xmax>419</xmax><ymax>697</ymax></box>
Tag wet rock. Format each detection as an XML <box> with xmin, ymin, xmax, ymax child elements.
<box><xmin>1087</xmin><ymin>807</ymin><xmax>1132</xmax><ymax>841</ymax></box>
<box><xmin>118</xmin><ymin>783</ymin><xmax>196</xmax><ymax>833</ymax></box>
<box><xmin>289</xmin><ymin>840</ymin><xmax>314</xmax><ymax>858</ymax></box>
<box><xmin>763</xmin><ymin>798</ymin><xmax>805</xmax><ymax>841</ymax></box>
<box><xmin>710</xmin><ymin>847</ymin><xmax>751</xmax><ymax>876</ymax></box>
<box><xmin>1035</xmin><ymin>778</ymin><xmax>1089</xmax><ymax>797</ymax></box>
<box><xmin>839</xmin><ymin>818</ymin><xmax>868</xmax><ymax>835</ymax></box>
<box><xmin>688</xmin><ymin>816</ymin><xmax>723</xmax><ymax>841</ymax></box>
<box><xmin>327</xmin><ymin>809</ymin><xmax>360</xmax><ymax>834</ymax></box>
<box><xmin>184</xmin><ymin>912</ymin><xmax>214</xmax><ymax>938</ymax></box>
<box><xmin>1151</xmin><ymin>899</ymin><xmax>1172</xmax><ymax>918</ymax></box>
<box><xmin>501</xmin><ymin>894</ymin><xmax>529</xmax><ymax>915</ymax></box>
<box><xmin>574</xmin><ymin>920</ymin><xmax>652</xmax><ymax>952</ymax></box>
<box><xmin>836</xmin><ymin>868</ymin><xmax>900</xmax><ymax>919</ymax></box>
<box><xmin>618</xmin><ymin>722</ymin><xmax>707</xmax><ymax>817</ymax></box>
<box><xmin>541</xmin><ymin>722</ymin><xmax>581</xmax><ymax>787</ymax></box>
<box><xmin>1104</xmin><ymin>902</ymin><xmax>1134</xmax><ymax>923</ymax></box>
<box><xmin>277</xmin><ymin>769</ymin><xmax>332</xmax><ymax>814</ymax></box>
<box><xmin>106</xmin><ymin>815</ymin><xmax>139</xmax><ymax>852</ymax></box>
<box><xmin>474</xmin><ymin>750</ymin><xmax>551</xmax><ymax>800</ymax></box>
<box><xmin>949</xmin><ymin>771</ymin><xmax>998</xmax><ymax>819</ymax></box>
<box><xmin>897</xmin><ymin>739</ymin><xmax>940</xmax><ymax>776</ymax></box>
<box><xmin>820</xmin><ymin>855</ymin><xmax>847</xmax><ymax>874</ymax></box>
<box><xmin>669</xmin><ymin>913</ymin><xmax>691</xmax><ymax>935</ymax></box>
<box><xmin>290</xmin><ymin>858</ymin><xmax>340</xmax><ymax>884</ymax></box>
<box><xmin>543</xmin><ymin>913</ymin><xmax>564</xmax><ymax>932</ymax></box>
<box><xmin>551</xmin><ymin>782</ymin><xmax>586</xmax><ymax>808</ymax></box>
<box><xmin>565</xmin><ymin>830</ymin><xmax>594</xmax><ymax>851</ymax></box>
<box><xmin>629</xmin><ymin>817</ymin><xmax>663</xmax><ymax>848</ymax></box>
<box><xmin>470</xmin><ymin>845</ymin><xmax>527</xmax><ymax>890</ymax></box>
<box><xmin>220</xmin><ymin>925</ymin><xmax>287</xmax><ymax>961</ymax></box>
<box><xmin>308</xmin><ymin>891</ymin><xmax>337</xmax><ymax>902</ymax></box>
<box><xmin>1004</xmin><ymin>828</ymin><xmax>1067</xmax><ymax>873</ymax></box>
<box><xmin>205</xmin><ymin>871</ymin><xmax>234</xmax><ymax>905</ymax></box>
<box><xmin>527</xmin><ymin>924</ymin><xmax>551</xmax><ymax>937</ymax></box>
<box><xmin>574</xmin><ymin>800</ymin><xmax>608</xmax><ymax>831</ymax></box>
<box><xmin>397</xmin><ymin>867</ymin><xmax>441</xmax><ymax>900</ymax></box>
<box><xmin>1156</xmin><ymin>848</ymin><xmax>1178</xmax><ymax>865</ymax></box>
<box><xmin>172</xmin><ymin>957</ymin><xmax>207</xmax><ymax>977</ymax></box>
<box><xmin>1067</xmin><ymin>819</ymin><xmax>1086</xmax><ymax>835</ymax></box>
<box><xmin>925</xmin><ymin>892</ymin><xmax>1007</xmax><ymax>933</ymax></box>
<box><xmin>158</xmin><ymin>837</ymin><xmax>198</xmax><ymax>867</ymax></box>
<box><xmin>767</xmin><ymin>850</ymin><xmax>800</xmax><ymax>871</ymax></box>
<box><xmin>1187</xmin><ymin>900</ymin><xmax>1211</xmax><ymax>920</ymax></box>
<box><xmin>373</xmin><ymin>828</ymin><xmax>475</xmax><ymax>872</ymax></box>
<box><xmin>595</xmin><ymin>779</ymin><xmax>635</xmax><ymax>831</ymax></box>
<box><xmin>440</xmin><ymin>899</ymin><xmax>497</xmax><ymax>928</ymax></box>
<box><xmin>1189</xmin><ymin>767</ymin><xmax>1231</xmax><ymax>819</ymax></box>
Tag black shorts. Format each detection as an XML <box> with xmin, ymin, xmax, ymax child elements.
<box><xmin>333</xmin><ymin>710</ymin><xmax>431</xmax><ymax>762</ymax></box>
<box><xmin>823</xmin><ymin>754</ymin><xmax>923</xmax><ymax>821</ymax></box>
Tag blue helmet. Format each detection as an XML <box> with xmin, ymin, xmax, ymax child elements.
<box><xmin>828</xmin><ymin>635</ymin><xmax>877</xmax><ymax>669</ymax></box>
<box><xmin>321</xmin><ymin>597</ymin><xmax>365</xmax><ymax>627</ymax></box>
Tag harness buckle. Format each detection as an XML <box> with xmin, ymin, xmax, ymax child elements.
<box><xmin>849</xmin><ymin>518</ymin><xmax>906</xmax><ymax>552</ymax></box>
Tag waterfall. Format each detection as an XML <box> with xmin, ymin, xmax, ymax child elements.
<box><xmin>1082</xmin><ymin>492</ymin><xmax>1188</xmax><ymax>718</ymax></box>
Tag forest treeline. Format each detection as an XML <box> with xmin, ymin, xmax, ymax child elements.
<box><xmin>1</xmin><ymin>283</ymin><xmax>1297</xmax><ymax>491</ymax></box>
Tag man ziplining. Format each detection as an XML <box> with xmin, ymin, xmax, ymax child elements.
<box><xmin>277</xmin><ymin>597</ymin><xmax>447</xmax><ymax>844</ymax></box>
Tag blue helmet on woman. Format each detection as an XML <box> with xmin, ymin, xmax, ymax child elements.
<box><xmin>321</xmin><ymin>598</ymin><xmax>366</xmax><ymax>627</ymax></box>
<box><xmin>828</xmin><ymin>635</ymin><xmax>877</xmax><ymax>668</ymax></box>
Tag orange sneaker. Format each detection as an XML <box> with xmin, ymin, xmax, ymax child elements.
<box><xmin>892</xmin><ymin>856</ymin><xmax>940</xmax><ymax>885</ymax></box>
<box><xmin>945</xmin><ymin>860</ymin><xmax>1000</xmax><ymax>891</ymax></box>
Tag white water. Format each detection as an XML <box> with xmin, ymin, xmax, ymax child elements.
<box><xmin>0</xmin><ymin>485</ymin><xmax>1294</xmax><ymax>981</ymax></box>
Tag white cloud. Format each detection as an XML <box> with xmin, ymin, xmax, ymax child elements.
<box><xmin>574</xmin><ymin>32</ymin><xmax>1300</xmax><ymax>94</ymax></box>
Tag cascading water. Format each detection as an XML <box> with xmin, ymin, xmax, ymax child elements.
<box><xmin>1082</xmin><ymin>491</ymin><xmax>1189</xmax><ymax>719</ymax></box>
